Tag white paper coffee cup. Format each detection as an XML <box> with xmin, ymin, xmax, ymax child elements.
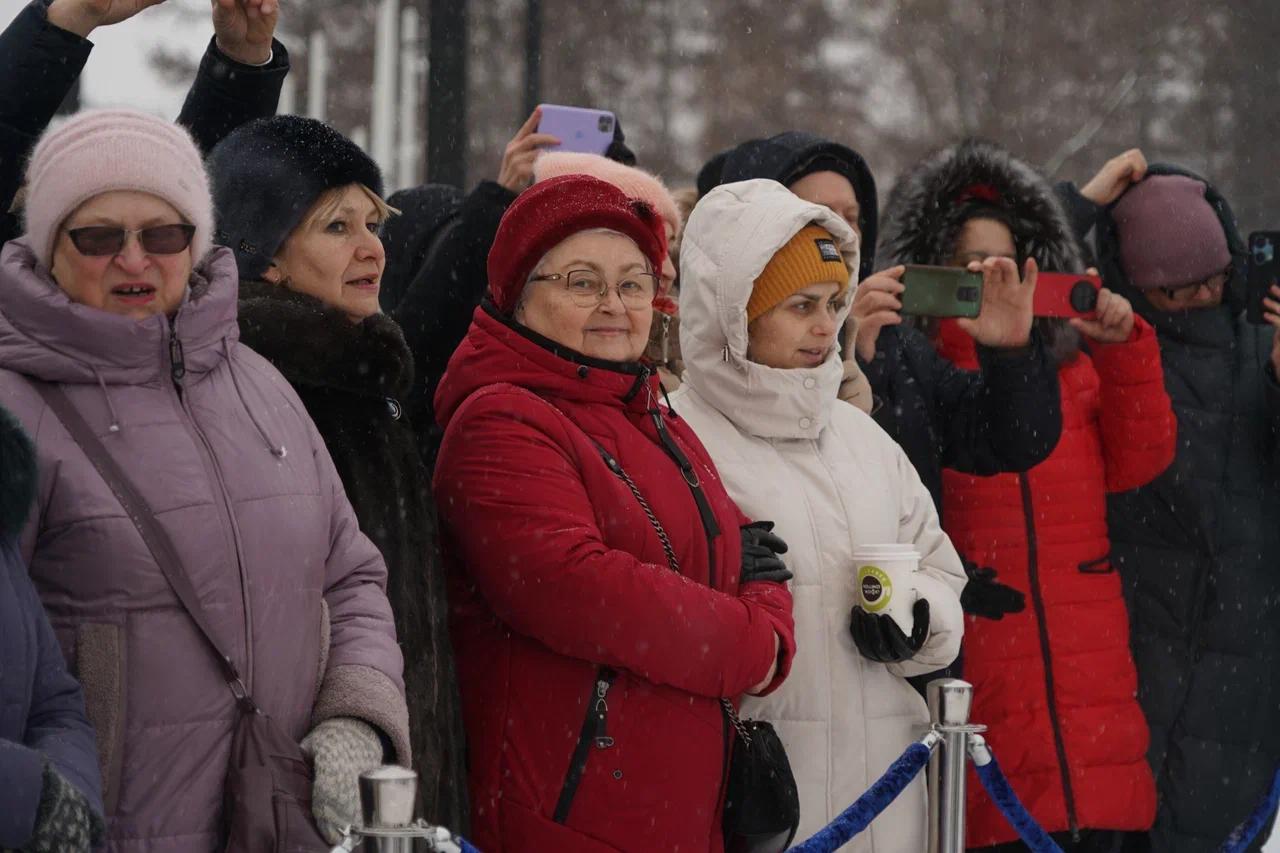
<box><xmin>854</xmin><ymin>544</ymin><xmax>922</xmax><ymax>634</ymax></box>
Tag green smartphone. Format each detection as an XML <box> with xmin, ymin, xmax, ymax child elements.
<box><xmin>900</xmin><ymin>265</ymin><xmax>984</xmax><ymax>318</ymax></box>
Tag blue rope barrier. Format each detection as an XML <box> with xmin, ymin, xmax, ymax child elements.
<box><xmin>971</xmin><ymin>748</ymin><xmax>1064</xmax><ymax>853</ymax></box>
<box><xmin>788</xmin><ymin>740</ymin><xmax>934</xmax><ymax>852</ymax></box>
<box><xmin>1221</xmin><ymin>767</ymin><xmax>1280</xmax><ymax>853</ymax></box>
<box><xmin>457</xmin><ymin>837</ymin><xmax>482</xmax><ymax>853</ymax></box>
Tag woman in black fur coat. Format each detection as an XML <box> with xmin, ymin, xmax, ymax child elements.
<box><xmin>207</xmin><ymin>116</ymin><xmax>468</xmax><ymax>833</ymax></box>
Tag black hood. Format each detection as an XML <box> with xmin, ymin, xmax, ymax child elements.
<box><xmin>0</xmin><ymin>404</ymin><xmax>35</xmax><ymax>540</ymax></box>
<box><xmin>879</xmin><ymin>138</ymin><xmax>1087</xmax><ymax>362</ymax></box>
<box><xmin>380</xmin><ymin>184</ymin><xmax>466</xmax><ymax>313</ymax></box>
<box><xmin>701</xmin><ymin>131</ymin><xmax>879</xmax><ymax>280</ymax></box>
<box><xmin>1094</xmin><ymin>162</ymin><xmax>1248</xmax><ymax>326</ymax></box>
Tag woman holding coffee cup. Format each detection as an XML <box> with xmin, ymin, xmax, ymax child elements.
<box><xmin>671</xmin><ymin>178</ymin><xmax>966</xmax><ymax>851</ymax></box>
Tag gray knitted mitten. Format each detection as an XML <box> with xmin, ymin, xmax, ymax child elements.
<box><xmin>300</xmin><ymin>717</ymin><xmax>384</xmax><ymax>844</ymax></box>
<box><xmin>22</xmin><ymin>762</ymin><xmax>104</xmax><ymax>853</ymax></box>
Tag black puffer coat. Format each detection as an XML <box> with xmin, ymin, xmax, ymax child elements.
<box><xmin>1062</xmin><ymin>167</ymin><xmax>1280</xmax><ymax>852</ymax></box>
<box><xmin>236</xmin><ymin>282</ymin><xmax>469</xmax><ymax>832</ymax></box>
<box><xmin>392</xmin><ymin>180</ymin><xmax>516</xmax><ymax>462</ymax></box>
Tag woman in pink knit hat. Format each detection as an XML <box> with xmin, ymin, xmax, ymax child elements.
<box><xmin>0</xmin><ymin>109</ymin><xmax>410</xmax><ymax>852</ymax></box>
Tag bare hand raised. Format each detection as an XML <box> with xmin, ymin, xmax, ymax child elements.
<box><xmin>213</xmin><ymin>0</ymin><xmax>278</xmax><ymax>66</ymax></box>
<box><xmin>47</xmin><ymin>0</ymin><xmax>168</xmax><ymax>38</ymax></box>
<box><xmin>1080</xmin><ymin>149</ymin><xmax>1148</xmax><ymax>207</ymax></box>
<box><xmin>497</xmin><ymin>109</ymin><xmax>560</xmax><ymax>194</ymax></box>
<box><xmin>851</xmin><ymin>266</ymin><xmax>906</xmax><ymax>362</ymax></box>
<box><xmin>1069</xmin><ymin>287</ymin><xmax>1135</xmax><ymax>344</ymax></box>
<box><xmin>955</xmin><ymin>256</ymin><xmax>1036</xmax><ymax>349</ymax></box>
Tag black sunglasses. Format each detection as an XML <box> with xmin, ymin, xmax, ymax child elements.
<box><xmin>65</xmin><ymin>224</ymin><xmax>196</xmax><ymax>257</ymax></box>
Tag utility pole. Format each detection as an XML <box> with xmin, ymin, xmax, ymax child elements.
<box><xmin>426</xmin><ymin>0</ymin><xmax>468</xmax><ymax>187</ymax></box>
<box><xmin>523</xmin><ymin>0</ymin><xmax>542</xmax><ymax>117</ymax></box>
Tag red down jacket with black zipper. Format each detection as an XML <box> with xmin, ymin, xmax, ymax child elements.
<box><xmin>432</xmin><ymin>302</ymin><xmax>796</xmax><ymax>853</ymax></box>
<box><xmin>934</xmin><ymin>317</ymin><xmax>1175</xmax><ymax>847</ymax></box>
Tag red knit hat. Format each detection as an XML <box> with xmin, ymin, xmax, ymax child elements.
<box><xmin>487</xmin><ymin>174</ymin><xmax>668</xmax><ymax>314</ymax></box>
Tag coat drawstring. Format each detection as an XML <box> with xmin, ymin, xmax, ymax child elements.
<box><xmin>90</xmin><ymin>366</ymin><xmax>121</xmax><ymax>433</ymax></box>
<box><xmin>222</xmin><ymin>338</ymin><xmax>287</xmax><ymax>458</ymax></box>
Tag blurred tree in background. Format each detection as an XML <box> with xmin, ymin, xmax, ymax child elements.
<box><xmin>151</xmin><ymin>0</ymin><xmax>1280</xmax><ymax>234</ymax></box>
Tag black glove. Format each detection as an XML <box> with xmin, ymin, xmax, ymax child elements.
<box><xmin>739</xmin><ymin>521</ymin><xmax>792</xmax><ymax>584</ymax></box>
<box><xmin>850</xmin><ymin>599</ymin><xmax>930</xmax><ymax>663</ymax></box>
<box><xmin>959</xmin><ymin>560</ymin><xmax>1026</xmax><ymax>620</ymax></box>
<box><xmin>24</xmin><ymin>761</ymin><xmax>104</xmax><ymax>853</ymax></box>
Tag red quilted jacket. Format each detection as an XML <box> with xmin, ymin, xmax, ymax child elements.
<box><xmin>432</xmin><ymin>303</ymin><xmax>796</xmax><ymax>853</ymax></box>
<box><xmin>935</xmin><ymin>318</ymin><xmax>1175</xmax><ymax>847</ymax></box>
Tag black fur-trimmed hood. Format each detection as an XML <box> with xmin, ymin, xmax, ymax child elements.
<box><xmin>880</xmin><ymin>138</ymin><xmax>1086</xmax><ymax>274</ymax></box>
<box><xmin>237</xmin><ymin>280</ymin><xmax>414</xmax><ymax>400</ymax></box>
<box><xmin>879</xmin><ymin>139</ymin><xmax>1085</xmax><ymax>361</ymax></box>
<box><xmin>0</xmin><ymin>403</ymin><xmax>36</xmax><ymax>539</ymax></box>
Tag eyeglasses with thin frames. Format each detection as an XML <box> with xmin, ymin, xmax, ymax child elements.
<box><xmin>527</xmin><ymin>268</ymin><xmax>659</xmax><ymax>310</ymax></box>
<box><xmin>1158</xmin><ymin>267</ymin><xmax>1231</xmax><ymax>301</ymax></box>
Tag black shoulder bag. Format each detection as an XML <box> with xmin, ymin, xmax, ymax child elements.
<box><xmin>588</xmin><ymin>437</ymin><xmax>800</xmax><ymax>852</ymax></box>
<box><xmin>37</xmin><ymin>384</ymin><xmax>329</xmax><ymax>853</ymax></box>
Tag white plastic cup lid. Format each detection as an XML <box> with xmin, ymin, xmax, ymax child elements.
<box><xmin>852</xmin><ymin>543</ymin><xmax>921</xmax><ymax>563</ymax></box>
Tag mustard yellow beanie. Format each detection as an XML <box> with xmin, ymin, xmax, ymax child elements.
<box><xmin>747</xmin><ymin>224</ymin><xmax>851</xmax><ymax>323</ymax></box>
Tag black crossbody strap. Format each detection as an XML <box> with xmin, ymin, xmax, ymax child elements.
<box><xmin>36</xmin><ymin>383</ymin><xmax>255</xmax><ymax>710</ymax></box>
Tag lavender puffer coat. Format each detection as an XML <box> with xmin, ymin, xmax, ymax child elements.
<box><xmin>0</xmin><ymin>239</ymin><xmax>409</xmax><ymax>853</ymax></box>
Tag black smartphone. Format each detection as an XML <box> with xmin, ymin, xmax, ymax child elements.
<box><xmin>900</xmin><ymin>266</ymin><xmax>984</xmax><ymax>318</ymax></box>
<box><xmin>1245</xmin><ymin>231</ymin><xmax>1280</xmax><ymax>325</ymax></box>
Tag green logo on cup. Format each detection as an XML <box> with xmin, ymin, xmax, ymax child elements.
<box><xmin>858</xmin><ymin>565</ymin><xmax>893</xmax><ymax>612</ymax></box>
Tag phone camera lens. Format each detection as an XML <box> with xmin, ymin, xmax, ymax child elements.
<box><xmin>958</xmin><ymin>286</ymin><xmax>979</xmax><ymax>303</ymax></box>
<box><xmin>598</xmin><ymin>116</ymin><xmax>614</xmax><ymax>133</ymax></box>
<box><xmin>1070</xmin><ymin>281</ymin><xmax>1098</xmax><ymax>313</ymax></box>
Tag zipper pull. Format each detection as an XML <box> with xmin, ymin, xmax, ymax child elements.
<box><xmin>169</xmin><ymin>334</ymin><xmax>186</xmax><ymax>383</ymax></box>
<box><xmin>593</xmin><ymin>679</ymin><xmax>614</xmax><ymax>749</ymax></box>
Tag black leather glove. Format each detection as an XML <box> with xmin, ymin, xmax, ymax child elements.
<box><xmin>850</xmin><ymin>599</ymin><xmax>930</xmax><ymax>663</ymax></box>
<box><xmin>959</xmin><ymin>560</ymin><xmax>1026</xmax><ymax>620</ymax></box>
<box><xmin>739</xmin><ymin>521</ymin><xmax>792</xmax><ymax>584</ymax></box>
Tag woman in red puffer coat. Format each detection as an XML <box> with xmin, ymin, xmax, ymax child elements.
<box><xmin>878</xmin><ymin>140</ymin><xmax>1177</xmax><ymax>851</ymax></box>
<box><xmin>432</xmin><ymin>174</ymin><xmax>796</xmax><ymax>853</ymax></box>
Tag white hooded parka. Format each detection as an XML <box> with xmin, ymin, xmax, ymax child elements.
<box><xmin>671</xmin><ymin>180</ymin><xmax>966</xmax><ymax>851</ymax></box>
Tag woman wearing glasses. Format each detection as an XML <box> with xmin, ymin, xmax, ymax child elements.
<box><xmin>431</xmin><ymin>174</ymin><xmax>796</xmax><ymax>853</ymax></box>
<box><xmin>207</xmin><ymin>115</ymin><xmax>469</xmax><ymax>836</ymax></box>
<box><xmin>0</xmin><ymin>110</ymin><xmax>409</xmax><ymax>849</ymax></box>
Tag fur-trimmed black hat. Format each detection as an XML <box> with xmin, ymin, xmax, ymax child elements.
<box><xmin>207</xmin><ymin>115</ymin><xmax>385</xmax><ymax>280</ymax></box>
<box><xmin>699</xmin><ymin>131</ymin><xmax>879</xmax><ymax>281</ymax></box>
<box><xmin>0</xmin><ymin>404</ymin><xmax>36</xmax><ymax>541</ymax></box>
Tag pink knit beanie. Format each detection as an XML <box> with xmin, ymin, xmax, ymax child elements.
<box><xmin>533</xmin><ymin>152</ymin><xmax>681</xmax><ymax>236</ymax></box>
<box><xmin>23</xmin><ymin>109</ymin><xmax>214</xmax><ymax>270</ymax></box>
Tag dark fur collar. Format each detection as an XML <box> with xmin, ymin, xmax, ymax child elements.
<box><xmin>0</xmin><ymin>405</ymin><xmax>36</xmax><ymax>539</ymax></box>
<box><xmin>237</xmin><ymin>279</ymin><xmax>414</xmax><ymax>399</ymax></box>
<box><xmin>880</xmin><ymin>139</ymin><xmax>1085</xmax><ymax>363</ymax></box>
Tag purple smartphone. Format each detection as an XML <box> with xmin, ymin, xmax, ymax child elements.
<box><xmin>537</xmin><ymin>104</ymin><xmax>616</xmax><ymax>156</ymax></box>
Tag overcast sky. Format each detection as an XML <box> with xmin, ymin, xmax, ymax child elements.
<box><xmin>0</xmin><ymin>0</ymin><xmax>210</xmax><ymax>116</ymax></box>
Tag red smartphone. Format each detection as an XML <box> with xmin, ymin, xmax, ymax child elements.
<box><xmin>1033</xmin><ymin>272</ymin><xmax>1101</xmax><ymax>318</ymax></box>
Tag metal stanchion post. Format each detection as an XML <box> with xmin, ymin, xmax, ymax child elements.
<box><xmin>927</xmin><ymin>678</ymin><xmax>987</xmax><ymax>853</ymax></box>
<box><xmin>332</xmin><ymin>766</ymin><xmax>463</xmax><ymax>853</ymax></box>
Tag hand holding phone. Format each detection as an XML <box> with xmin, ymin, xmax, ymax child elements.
<box><xmin>1245</xmin><ymin>231</ymin><xmax>1280</xmax><ymax>325</ymax></box>
<box><xmin>1069</xmin><ymin>287</ymin><xmax>1135</xmax><ymax>344</ymax></box>
<box><xmin>954</xmin><ymin>256</ymin><xmax>1037</xmax><ymax>349</ymax></box>
<box><xmin>899</xmin><ymin>265</ymin><xmax>983</xmax><ymax>318</ymax></box>
<box><xmin>536</xmin><ymin>104</ymin><xmax>617</xmax><ymax>156</ymax></box>
<box><xmin>851</xmin><ymin>267</ymin><xmax>906</xmax><ymax>361</ymax></box>
<box><xmin>497</xmin><ymin>108</ymin><xmax>561</xmax><ymax>193</ymax></box>
<box><xmin>1033</xmin><ymin>272</ymin><xmax>1102</xmax><ymax>318</ymax></box>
